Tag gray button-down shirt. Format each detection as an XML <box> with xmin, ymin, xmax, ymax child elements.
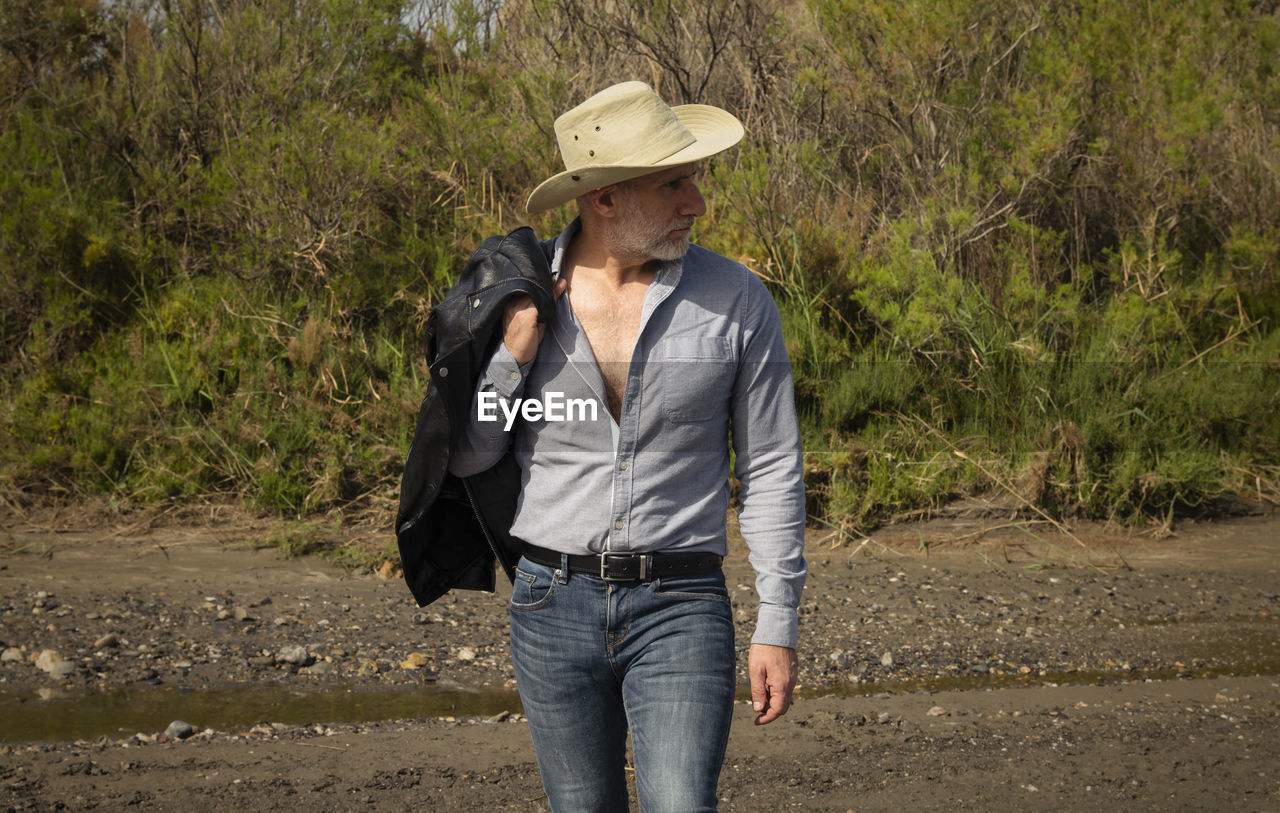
<box><xmin>450</xmin><ymin>220</ymin><xmax>806</xmax><ymax>648</ymax></box>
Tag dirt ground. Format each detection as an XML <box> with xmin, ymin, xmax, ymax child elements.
<box><xmin>1</xmin><ymin>502</ymin><xmax>1278</xmax><ymax>811</ymax></box>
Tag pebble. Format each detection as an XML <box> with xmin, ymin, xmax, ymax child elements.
<box><xmin>877</xmin><ymin>712</ymin><xmax>892</xmax><ymax>724</ymax></box>
<box><xmin>164</xmin><ymin>720</ymin><xmax>195</xmax><ymax>740</ymax></box>
<box><xmin>302</xmin><ymin>661</ymin><xmax>335</xmax><ymax>676</ymax></box>
<box><xmin>276</xmin><ymin>645</ymin><xmax>312</xmax><ymax>666</ymax></box>
<box><xmin>94</xmin><ymin>633</ymin><xmax>120</xmax><ymax>649</ymax></box>
<box><xmin>927</xmin><ymin>706</ymin><xmax>950</xmax><ymax>717</ymax></box>
<box><xmin>401</xmin><ymin>653</ymin><xmax>431</xmax><ymax>670</ymax></box>
<box><xmin>1</xmin><ymin>647</ymin><xmax>22</xmax><ymax>663</ymax></box>
<box><xmin>34</xmin><ymin>650</ymin><xmax>62</xmax><ymax>673</ymax></box>
<box><xmin>234</xmin><ymin>607</ymin><xmax>252</xmax><ymax>622</ymax></box>
<box><xmin>880</xmin><ymin>652</ymin><xmax>894</xmax><ymax>667</ymax></box>
<box><xmin>412</xmin><ymin>612</ymin><xmax>431</xmax><ymax>625</ymax></box>
<box><xmin>49</xmin><ymin>661</ymin><xmax>77</xmax><ymax>678</ymax></box>
<box><xmin>456</xmin><ymin>647</ymin><xmax>476</xmax><ymax>662</ymax></box>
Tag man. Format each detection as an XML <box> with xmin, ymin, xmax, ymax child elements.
<box><xmin>449</xmin><ymin>81</ymin><xmax>806</xmax><ymax>812</ymax></box>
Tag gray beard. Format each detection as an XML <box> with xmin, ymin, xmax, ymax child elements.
<box><xmin>610</xmin><ymin>199</ymin><xmax>694</xmax><ymax>263</ymax></box>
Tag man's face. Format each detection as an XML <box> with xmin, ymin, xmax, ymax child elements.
<box><xmin>609</xmin><ymin>164</ymin><xmax>707</xmax><ymax>263</ymax></box>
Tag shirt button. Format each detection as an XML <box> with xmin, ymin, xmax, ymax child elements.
<box><xmin>618</xmin><ymin>460</ymin><xmax>629</xmax><ymax>471</ymax></box>
<box><xmin>613</xmin><ymin>520</ymin><xmax>623</xmax><ymax>530</ymax></box>
<box><xmin>509</xmin><ymin>371</ymin><xmax>520</xmax><ymax>381</ymax></box>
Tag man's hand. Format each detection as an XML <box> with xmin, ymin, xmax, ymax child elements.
<box><xmin>748</xmin><ymin>643</ymin><xmax>797</xmax><ymax>725</ymax></box>
<box><xmin>503</xmin><ymin>279</ymin><xmax>568</xmax><ymax>364</ymax></box>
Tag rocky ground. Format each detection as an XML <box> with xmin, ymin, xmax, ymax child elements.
<box><xmin>1</xmin><ymin>502</ymin><xmax>1278</xmax><ymax>810</ymax></box>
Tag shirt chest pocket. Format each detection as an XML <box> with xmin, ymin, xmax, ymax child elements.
<box><xmin>661</xmin><ymin>336</ymin><xmax>734</xmax><ymax>423</ymax></box>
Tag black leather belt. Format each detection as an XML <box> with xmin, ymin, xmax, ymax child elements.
<box><xmin>523</xmin><ymin>544</ymin><xmax>722</xmax><ymax>583</ymax></box>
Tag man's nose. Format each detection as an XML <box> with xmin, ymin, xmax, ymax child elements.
<box><xmin>679</xmin><ymin>183</ymin><xmax>707</xmax><ymax>217</ymax></box>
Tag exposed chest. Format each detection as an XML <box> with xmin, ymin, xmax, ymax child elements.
<box><xmin>569</xmin><ymin>283</ymin><xmax>650</xmax><ymax>418</ymax></box>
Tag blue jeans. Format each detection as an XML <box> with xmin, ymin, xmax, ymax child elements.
<box><xmin>508</xmin><ymin>554</ymin><xmax>736</xmax><ymax>812</ymax></box>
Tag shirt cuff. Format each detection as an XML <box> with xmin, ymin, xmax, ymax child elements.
<box><xmin>751</xmin><ymin>603</ymin><xmax>798</xmax><ymax>650</ymax></box>
<box><xmin>488</xmin><ymin>342</ymin><xmax>533</xmax><ymax>399</ymax></box>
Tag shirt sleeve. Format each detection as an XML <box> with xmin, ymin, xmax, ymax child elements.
<box><xmin>731</xmin><ymin>273</ymin><xmax>808</xmax><ymax>649</ymax></box>
<box><xmin>447</xmin><ymin>341</ymin><xmax>533</xmax><ymax>478</ymax></box>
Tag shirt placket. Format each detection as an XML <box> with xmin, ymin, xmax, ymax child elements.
<box><xmin>607</xmin><ymin>262</ymin><xmax>680</xmax><ymax>552</ymax></box>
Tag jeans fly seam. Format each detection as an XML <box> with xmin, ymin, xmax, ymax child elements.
<box><xmin>605</xmin><ymin>584</ymin><xmax>632</xmax><ymax>652</ymax></box>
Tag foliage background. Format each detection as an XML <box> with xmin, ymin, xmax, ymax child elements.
<box><xmin>2</xmin><ymin>0</ymin><xmax>1277</xmax><ymax>548</ymax></box>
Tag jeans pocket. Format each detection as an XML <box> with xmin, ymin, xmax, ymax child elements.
<box><xmin>653</xmin><ymin>571</ymin><xmax>730</xmax><ymax>604</ymax></box>
<box><xmin>510</xmin><ymin>564</ymin><xmax>558</xmax><ymax>611</ymax></box>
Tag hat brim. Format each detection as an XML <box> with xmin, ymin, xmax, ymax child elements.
<box><xmin>525</xmin><ymin>104</ymin><xmax>744</xmax><ymax>214</ymax></box>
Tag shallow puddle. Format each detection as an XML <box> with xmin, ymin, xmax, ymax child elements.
<box><xmin>3</xmin><ymin>629</ymin><xmax>1276</xmax><ymax>744</ymax></box>
<box><xmin>806</xmin><ymin>626</ymin><xmax>1280</xmax><ymax>698</ymax></box>
<box><xmin>0</xmin><ymin>684</ymin><xmax>522</xmax><ymax>744</ymax></box>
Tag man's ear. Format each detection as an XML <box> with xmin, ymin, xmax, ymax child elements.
<box><xmin>588</xmin><ymin>184</ymin><xmax>621</xmax><ymax>219</ymax></box>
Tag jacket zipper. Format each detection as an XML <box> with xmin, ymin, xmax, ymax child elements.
<box><xmin>460</xmin><ymin>475</ymin><xmax>517</xmax><ymax>583</ymax></box>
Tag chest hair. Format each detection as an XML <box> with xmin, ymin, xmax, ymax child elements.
<box><xmin>571</xmin><ymin>283</ymin><xmax>649</xmax><ymax>421</ymax></box>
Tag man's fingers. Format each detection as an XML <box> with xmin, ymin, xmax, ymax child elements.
<box><xmin>749</xmin><ymin>664</ymin><xmax>768</xmax><ymax>714</ymax></box>
<box><xmin>748</xmin><ymin>643</ymin><xmax>797</xmax><ymax>726</ymax></box>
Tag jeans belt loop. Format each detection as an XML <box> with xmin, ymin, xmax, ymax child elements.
<box><xmin>557</xmin><ymin>553</ymin><xmax>570</xmax><ymax>584</ymax></box>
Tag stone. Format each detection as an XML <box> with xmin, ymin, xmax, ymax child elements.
<box><xmin>49</xmin><ymin>660</ymin><xmax>77</xmax><ymax>678</ymax></box>
<box><xmin>275</xmin><ymin>645</ymin><xmax>312</xmax><ymax>667</ymax></box>
<box><xmin>376</xmin><ymin>561</ymin><xmax>398</xmax><ymax>580</ymax></box>
<box><xmin>401</xmin><ymin>652</ymin><xmax>431</xmax><ymax>670</ymax></box>
<box><xmin>1</xmin><ymin>647</ymin><xmax>22</xmax><ymax>663</ymax></box>
<box><xmin>880</xmin><ymin>652</ymin><xmax>894</xmax><ymax>667</ymax></box>
<box><xmin>164</xmin><ymin>720</ymin><xmax>195</xmax><ymax>740</ymax></box>
<box><xmin>94</xmin><ymin>633</ymin><xmax>120</xmax><ymax>649</ymax></box>
<box><xmin>34</xmin><ymin>649</ymin><xmax>61</xmax><ymax>673</ymax></box>
<box><xmin>927</xmin><ymin>706</ymin><xmax>950</xmax><ymax>717</ymax></box>
<box><xmin>456</xmin><ymin>647</ymin><xmax>476</xmax><ymax>662</ymax></box>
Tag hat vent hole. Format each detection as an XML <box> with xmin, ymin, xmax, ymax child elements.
<box><xmin>589</xmin><ymin>150</ymin><xmax>595</xmax><ymax>157</ymax></box>
<box><xmin>572</xmin><ymin>175</ymin><xmax>580</xmax><ymax>181</ymax></box>
<box><xmin>595</xmin><ymin>126</ymin><xmax>601</xmax><ymax>131</ymax></box>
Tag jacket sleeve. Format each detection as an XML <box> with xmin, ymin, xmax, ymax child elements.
<box><xmin>447</xmin><ymin>341</ymin><xmax>534</xmax><ymax>478</ymax></box>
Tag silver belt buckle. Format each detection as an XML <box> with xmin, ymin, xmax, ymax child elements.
<box><xmin>600</xmin><ymin>552</ymin><xmax>647</xmax><ymax>582</ymax></box>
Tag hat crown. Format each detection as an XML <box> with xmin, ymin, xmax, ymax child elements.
<box><xmin>554</xmin><ymin>81</ymin><xmax>695</xmax><ymax>172</ymax></box>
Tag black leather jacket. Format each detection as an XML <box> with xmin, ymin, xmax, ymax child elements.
<box><xmin>395</xmin><ymin>227</ymin><xmax>556</xmax><ymax>607</ymax></box>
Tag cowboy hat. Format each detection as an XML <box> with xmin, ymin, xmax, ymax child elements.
<box><xmin>526</xmin><ymin>81</ymin><xmax>744</xmax><ymax>214</ymax></box>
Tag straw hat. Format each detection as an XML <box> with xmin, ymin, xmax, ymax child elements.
<box><xmin>526</xmin><ymin>81</ymin><xmax>744</xmax><ymax>214</ymax></box>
